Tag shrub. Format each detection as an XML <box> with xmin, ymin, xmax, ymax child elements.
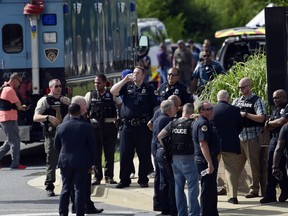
<box><xmin>198</xmin><ymin>53</ymin><xmax>268</xmax><ymax>109</ymax></box>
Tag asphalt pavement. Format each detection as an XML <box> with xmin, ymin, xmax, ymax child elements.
<box><xmin>28</xmin><ymin>157</ymin><xmax>288</xmax><ymax>216</ymax></box>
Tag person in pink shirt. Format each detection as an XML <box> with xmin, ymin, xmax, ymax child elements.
<box><xmin>0</xmin><ymin>72</ymin><xmax>27</xmax><ymax>169</ymax></box>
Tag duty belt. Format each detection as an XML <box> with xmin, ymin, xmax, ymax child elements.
<box><xmin>122</xmin><ymin>118</ymin><xmax>147</xmax><ymax>127</ymax></box>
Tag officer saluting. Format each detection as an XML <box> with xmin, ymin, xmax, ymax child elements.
<box><xmin>110</xmin><ymin>66</ymin><xmax>159</xmax><ymax>188</ymax></box>
<box><xmin>84</xmin><ymin>74</ymin><xmax>122</xmax><ymax>186</ymax></box>
<box><xmin>193</xmin><ymin>101</ymin><xmax>220</xmax><ymax>216</ymax></box>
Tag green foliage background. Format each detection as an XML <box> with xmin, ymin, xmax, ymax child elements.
<box><xmin>199</xmin><ymin>53</ymin><xmax>268</xmax><ymax>109</ymax></box>
<box><xmin>137</xmin><ymin>0</ymin><xmax>286</xmax><ymax>47</ymax></box>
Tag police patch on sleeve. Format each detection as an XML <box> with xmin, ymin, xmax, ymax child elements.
<box><xmin>201</xmin><ymin>125</ymin><xmax>208</xmax><ymax>131</ymax></box>
<box><xmin>186</xmin><ymin>88</ymin><xmax>191</xmax><ymax>94</ymax></box>
<box><xmin>154</xmin><ymin>90</ymin><xmax>159</xmax><ymax>95</ymax></box>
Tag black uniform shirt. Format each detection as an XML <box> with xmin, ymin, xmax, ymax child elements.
<box><xmin>192</xmin><ymin>115</ymin><xmax>220</xmax><ymax>158</ymax></box>
<box><xmin>158</xmin><ymin>81</ymin><xmax>192</xmax><ymax>105</ymax></box>
<box><xmin>270</xmin><ymin>103</ymin><xmax>288</xmax><ymax>134</ymax></box>
<box><xmin>119</xmin><ymin>82</ymin><xmax>159</xmax><ymax>119</ymax></box>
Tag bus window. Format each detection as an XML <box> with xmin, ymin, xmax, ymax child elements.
<box><xmin>2</xmin><ymin>24</ymin><xmax>23</xmax><ymax>53</ymax></box>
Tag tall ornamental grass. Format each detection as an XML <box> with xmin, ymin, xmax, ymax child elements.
<box><xmin>199</xmin><ymin>53</ymin><xmax>268</xmax><ymax>109</ymax></box>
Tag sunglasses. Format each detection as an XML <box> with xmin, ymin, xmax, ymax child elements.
<box><xmin>54</xmin><ymin>85</ymin><xmax>62</xmax><ymax>88</ymax></box>
<box><xmin>238</xmin><ymin>85</ymin><xmax>249</xmax><ymax>90</ymax></box>
<box><xmin>202</xmin><ymin>107</ymin><xmax>213</xmax><ymax>111</ymax></box>
<box><xmin>168</xmin><ymin>73</ymin><xmax>178</xmax><ymax>77</ymax></box>
<box><xmin>15</xmin><ymin>78</ymin><xmax>22</xmax><ymax>84</ymax></box>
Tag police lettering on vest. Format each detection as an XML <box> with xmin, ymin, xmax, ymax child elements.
<box><xmin>170</xmin><ymin>118</ymin><xmax>194</xmax><ymax>155</ymax></box>
<box><xmin>235</xmin><ymin>95</ymin><xmax>263</xmax><ymax>127</ymax></box>
<box><xmin>88</xmin><ymin>89</ymin><xmax>117</xmax><ymax>122</ymax></box>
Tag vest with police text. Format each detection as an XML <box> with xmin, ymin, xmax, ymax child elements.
<box><xmin>235</xmin><ymin>95</ymin><xmax>263</xmax><ymax>127</ymax></box>
<box><xmin>171</xmin><ymin>118</ymin><xmax>194</xmax><ymax>155</ymax></box>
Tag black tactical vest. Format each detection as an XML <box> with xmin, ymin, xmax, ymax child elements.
<box><xmin>0</xmin><ymin>84</ymin><xmax>17</xmax><ymax>111</ymax></box>
<box><xmin>88</xmin><ymin>89</ymin><xmax>117</xmax><ymax>121</ymax></box>
<box><xmin>171</xmin><ymin>118</ymin><xmax>194</xmax><ymax>155</ymax></box>
<box><xmin>42</xmin><ymin>95</ymin><xmax>69</xmax><ymax>131</ymax></box>
<box><xmin>235</xmin><ymin>95</ymin><xmax>264</xmax><ymax>127</ymax></box>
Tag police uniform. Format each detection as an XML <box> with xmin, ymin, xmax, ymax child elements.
<box><xmin>158</xmin><ymin>81</ymin><xmax>192</xmax><ymax>105</ymax></box>
<box><xmin>263</xmin><ymin>104</ymin><xmax>288</xmax><ymax>201</ymax></box>
<box><xmin>85</xmin><ymin>88</ymin><xmax>122</xmax><ymax>183</ymax></box>
<box><xmin>193</xmin><ymin>115</ymin><xmax>220</xmax><ymax>216</ymax></box>
<box><xmin>34</xmin><ymin>95</ymin><xmax>69</xmax><ymax>192</ymax></box>
<box><xmin>165</xmin><ymin>117</ymin><xmax>200</xmax><ymax>216</ymax></box>
<box><xmin>192</xmin><ymin>61</ymin><xmax>224</xmax><ymax>94</ymax></box>
<box><xmin>118</xmin><ymin>81</ymin><xmax>159</xmax><ymax>187</ymax></box>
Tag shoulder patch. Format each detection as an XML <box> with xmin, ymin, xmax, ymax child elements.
<box><xmin>186</xmin><ymin>88</ymin><xmax>191</xmax><ymax>94</ymax></box>
<box><xmin>154</xmin><ymin>90</ymin><xmax>159</xmax><ymax>96</ymax></box>
<box><xmin>201</xmin><ymin>125</ymin><xmax>208</xmax><ymax>132</ymax></box>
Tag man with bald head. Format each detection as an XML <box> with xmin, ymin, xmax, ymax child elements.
<box><xmin>260</xmin><ymin>89</ymin><xmax>288</xmax><ymax>203</ymax></box>
<box><xmin>232</xmin><ymin>77</ymin><xmax>266</xmax><ymax>198</ymax></box>
<box><xmin>213</xmin><ymin>90</ymin><xmax>243</xmax><ymax>204</ymax></box>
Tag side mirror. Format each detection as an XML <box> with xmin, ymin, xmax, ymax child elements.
<box><xmin>138</xmin><ymin>35</ymin><xmax>150</xmax><ymax>59</ymax></box>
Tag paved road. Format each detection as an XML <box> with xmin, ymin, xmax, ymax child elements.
<box><xmin>0</xmin><ymin>143</ymin><xmax>157</xmax><ymax>216</ymax></box>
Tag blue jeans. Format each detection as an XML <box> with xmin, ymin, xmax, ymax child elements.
<box><xmin>0</xmin><ymin>120</ymin><xmax>20</xmax><ymax>167</ymax></box>
<box><xmin>158</xmin><ymin>67</ymin><xmax>168</xmax><ymax>84</ymax></box>
<box><xmin>172</xmin><ymin>155</ymin><xmax>200</xmax><ymax>216</ymax></box>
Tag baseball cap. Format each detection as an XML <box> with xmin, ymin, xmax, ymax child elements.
<box><xmin>121</xmin><ymin>69</ymin><xmax>132</xmax><ymax>78</ymax></box>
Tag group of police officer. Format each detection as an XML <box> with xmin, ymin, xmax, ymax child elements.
<box><xmin>30</xmin><ymin>62</ymin><xmax>288</xmax><ymax>216</ymax></box>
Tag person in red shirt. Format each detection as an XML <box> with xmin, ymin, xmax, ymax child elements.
<box><xmin>0</xmin><ymin>72</ymin><xmax>27</xmax><ymax>169</ymax></box>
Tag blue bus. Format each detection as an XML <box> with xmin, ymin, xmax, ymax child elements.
<box><xmin>0</xmin><ymin>0</ymin><xmax>147</xmax><ymax>143</ymax></box>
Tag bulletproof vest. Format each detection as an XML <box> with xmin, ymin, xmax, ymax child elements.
<box><xmin>170</xmin><ymin>118</ymin><xmax>194</xmax><ymax>155</ymax></box>
<box><xmin>0</xmin><ymin>84</ymin><xmax>17</xmax><ymax>111</ymax></box>
<box><xmin>88</xmin><ymin>89</ymin><xmax>117</xmax><ymax>121</ymax></box>
<box><xmin>42</xmin><ymin>95</ymin><xmax>68</xmax><ymax>130</ymax></box>
<box><xmin>235</xmin><ymin>95</ymin><xmax>263</xmax><ymax>127</ymax></box>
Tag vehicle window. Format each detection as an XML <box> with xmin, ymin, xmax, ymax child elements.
<box><xmin>2</xmin><ymin>24</ymin><xmax>23</xmax><ymax>53</ymax></box>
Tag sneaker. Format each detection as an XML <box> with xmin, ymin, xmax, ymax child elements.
<box><xmin>11</xmin><ymin>164</ymin><xmax>26</xmax><ymax>169</ymax></box>
<box><xmin>228</xmin><ymin>197</ymin><xmax>239</xmax><ymax>204</ymax></box>
<box><xmin>139</xmin><ymin>182</ymin><xmax>149</xmax><ymax>188</ymax></box>
<box><xmin>245</xmin><ymin>191</ymin><xmax>258</xmax><ymax>198</ymax></box>
<box><xmin>46</xmin><ymin>190</ymin><xmax>55</xmax><ymax>197</ymax></box>
<box><xmin>217</xmin><ymin>186</ymin><xmax>227</xmax><ymax>195</ymax></box>
<box><xmin>116</xmin><ymin>182</ymin><xmax>130</xmax><ymax>189</ymax></box>
<box><xmin>91</xmin><ymin>179</ymin><xmax>101</xmax><ymax>186</ymax></box>
<box><xmin>105</xmin><ymin>177</ymin><xmax>117</xmax><ymax>184</ymax></box>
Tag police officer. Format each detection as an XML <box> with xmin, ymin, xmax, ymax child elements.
<box><xmin>193</xmin><ymin>101</ymin><xmax>220</xmax><ymax>216</ymax></box>
<box><xmin>191</xmin><ymin>48</ymin><xmax>225</xmax><ymax>95</ymax></box>
<box><xmin>260</xmin><ymin>89</ymin><xmax>288</xmax><ymax>203</ymax></box>
<box><xmin>110</xmin><ymin>66</ymin><xmax>159</xmax><ymax>188</ymax></box>
<box><xmin>158</xmin><ymin>103</ymin><xmax>200</xmax><ymax>216</ymax></box>
<box><xmin>33</xmin><ymin>79</ymin><xmax>70</xmax><ymax>197</ymax></box>
<box><xmin>158</xmin><ymin>67</ymin><xmax>192</xmax><ymax>109</ymax></box>
<box><xmin>151</xmin><ymin>100</ymin><xmax>177</xmax><ymax>215</ymax></box>
<box><xmin>85</xmin><ymin>74</ymin><xmax>122</xmax><ymax>185</ymax></box>
<box><xmin>273</xmin><ymin>123</ymin><xmax>288</xmax><ymax>184</ymax></box>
